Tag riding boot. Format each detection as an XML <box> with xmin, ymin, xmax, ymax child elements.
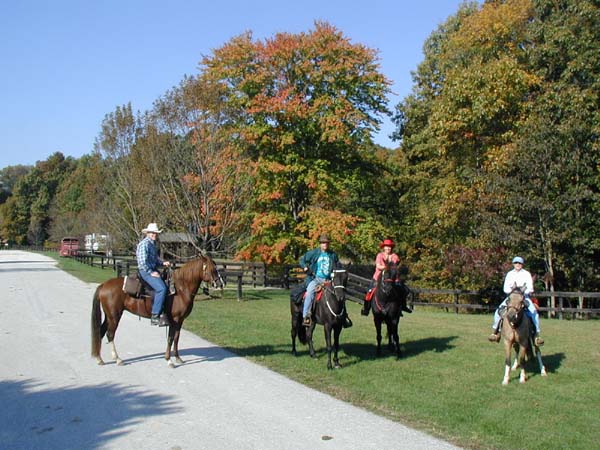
<box><xmin>534</xmin><ymin>333</ymin><xmax>544</xmax><ymax>346</ymax></box>
<box><xmin>488</xmin><ymin>324</ymin><xmax>501</xmax><ymax>342</ymax></box>
<box><xmin>150</xmin><ymin>314</ymin><xmax>160</xmax><ymax>326</ymax></box>
<box><xmin>361</xmin><ymin>301</ymin><xmax>371</xmax><ymax>316</ymax></box>
<box><xmin>158</xmin><ymin>313</ymin><xmax>170</xmax><ymax>327</ymax></box>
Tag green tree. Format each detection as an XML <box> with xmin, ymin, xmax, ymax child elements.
<box><xmin>0</xmin><ymin>153</ymin><xmax>76</xmax><ymax>245</ymax></box>
<box><xmin>200</xmin><ymin>22</ymin><xmax>392</xmax><ymax>262</ymax></box>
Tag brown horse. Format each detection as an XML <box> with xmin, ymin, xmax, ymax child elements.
<box><xmin>500</xmin><ymin>288</ymin><xmax>547</xmax><ymax>385</ymax></box>
<box><xmin>91</xmin><ymin>255</ymin><xmax>223</xmax><ymax>367</ymax></box>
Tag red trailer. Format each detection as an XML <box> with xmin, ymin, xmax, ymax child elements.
<box><xmin>59</xmin><ymin>237</ymin><xmax>80</xmax><ymax>256</ymax></box>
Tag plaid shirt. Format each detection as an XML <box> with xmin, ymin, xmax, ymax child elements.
<box><xmin>136</xmin><ymin>237</ymin><xmax>162</xmax><ymax>273</ymax></box>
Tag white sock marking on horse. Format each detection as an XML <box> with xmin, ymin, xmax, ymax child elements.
<box><xmin>502</xmin><ymin>365</ymin><xmax>511</xmax><ymax>385</ymax></box>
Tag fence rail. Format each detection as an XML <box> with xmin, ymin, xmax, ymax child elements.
<box><xmin>4</xmin><ymin>246</ymin><xmax>598</xmax><ymax>318</ymax></box>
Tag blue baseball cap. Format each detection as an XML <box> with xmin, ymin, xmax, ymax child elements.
<box><xmin>512</xmin><ymin>256</ymin><xmax>524</xmax><ymax>264</ymax></box>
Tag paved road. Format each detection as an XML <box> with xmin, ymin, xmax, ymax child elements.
<box><xmin>0</xmin><ymin>251</ymin><xmax>460</xmax><ymax>450</ymax></box>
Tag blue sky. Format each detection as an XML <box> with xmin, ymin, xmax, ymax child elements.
<box><xmin>0</xmin><ymin>0</ymin><xmax>476</xmax><ymax>168</ymax></box>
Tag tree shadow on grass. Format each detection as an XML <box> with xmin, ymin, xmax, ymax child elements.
<box><xmin>0</xmin><ymin>378</ymin><xmax>181</xmax><ymax>450</ymax></box>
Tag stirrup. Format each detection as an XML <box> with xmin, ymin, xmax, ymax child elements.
<box><xmin>303</xmin><ymin>316</ymin><xmax>311</xmax><ymax>327</ymax></box>
<box><xmin>535</xmin><ymin>335</ymin><xmax>544</xmax><ymax>346</ymax></box>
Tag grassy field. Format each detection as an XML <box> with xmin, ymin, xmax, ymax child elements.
<box><xmin>41</xmin><ymin>253</ymin><xmax>600</xmax><ymax>449</ymax></box>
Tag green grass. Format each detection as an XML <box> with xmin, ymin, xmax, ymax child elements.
<box><xmin>41</xmin><ymin>251</ymin><xmax>118</xmax><ymax>283</ymax></box>
<box><xmin>45</xmin><ymin>255</ymin><xmax>600</xmax><ymax>449</ymax></box>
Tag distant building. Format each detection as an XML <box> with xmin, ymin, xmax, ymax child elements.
<box><xmin>159</xmin><ymin>232</ymin><xmax>197</xmax><ymax>258</ymax></box>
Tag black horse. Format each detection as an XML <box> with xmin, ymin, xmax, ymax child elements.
<box><xmin>371</xmin><ymin>264</ymin><xmax>409</xmax><ymax>358</ymax></box>
<box><xmin>290</xmin><ymin>269</ymin><xmax>349</xmax><ymax>369</ymax></box>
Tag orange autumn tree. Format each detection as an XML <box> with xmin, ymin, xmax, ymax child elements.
<box><xmin>199</xmin><ymin>22</ymin><xmax>391</xmax><ymax>262</ymax></box>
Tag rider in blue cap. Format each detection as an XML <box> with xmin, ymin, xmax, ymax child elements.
<box><xmin>488</xmin><ymin>256</ymin><xmax>544</xmax><ymax>345</ymax></box>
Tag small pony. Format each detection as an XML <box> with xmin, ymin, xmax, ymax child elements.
<box><xmin>500</xmin><ymin>287</ymin><xmax>547</xmax><ymax>385</ymax></box>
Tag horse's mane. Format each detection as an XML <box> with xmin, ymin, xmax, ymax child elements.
<box><xmin>174</xmin><ymin>256</ymin><xmax>207</xmax><ymax>283</ymax></box>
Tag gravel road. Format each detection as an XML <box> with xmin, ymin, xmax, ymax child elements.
<box><xmin>0</xmin><ymin>250</ymin><xmax>460</xmax><ymax>450</ymax></box>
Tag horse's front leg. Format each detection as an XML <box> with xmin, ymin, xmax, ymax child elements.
<box><xmin>511</xmin><ymin>342</ymin><xmax>520</xmax><ymax>371</ymax></box>
<box><xmin>518</xmin><ymin>346</ymin><xmax>528</xmax><ymax>383</ymax></box>
<box><xmin>332</xmin><ymin>324</ymin><xmax>342</xmax><ymax>369</ymax></box>
<box><xmin>374</xmin><ymin>316</ymin><xmax>383</xmax><ymax>357</ymax></box>
<box><xmin>502</xmin><ymin>340</ymin><xmax>512</xmax><ymax>385</ymax></box>
<box><xmin>324</xmin><ymin>323</ymin><xmax>333</xmax><ymax>370</ymax></box>
<box><xmin>391</xmin><ymin>320</ymin><xmax>401</xmax><ymax>358</ymax></box>
<box><xmin>164</xmin><ymin>326</ymin><xmax>175</xmax><ymax>367</ymax></box>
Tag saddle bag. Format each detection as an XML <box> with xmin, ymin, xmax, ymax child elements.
<box><xmin>290</xmin><ymin>282</ymin><xmax>306</xmax><ymax>305</ymax></box>
<box><xmin>123</xmin><ymin>273</ymin><xmax>143</xmax><ymax>297</ymax></box>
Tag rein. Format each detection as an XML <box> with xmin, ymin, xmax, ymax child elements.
<box><xmin>324</xmin><ymin>269</ymin><xmax>347</xmax><ymax>318</ymax></box>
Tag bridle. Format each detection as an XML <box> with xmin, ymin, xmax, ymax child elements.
<box><xmin>505</xmin><ymin>291</ymin><xmax>526</xmax><ymax>328</ymax></box>
<box><xmin>324</xmin><ymin>269</ymin><xmax>347</xmax><ymax>318</ymax></box>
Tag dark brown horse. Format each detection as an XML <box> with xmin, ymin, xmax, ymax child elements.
<box><xmin>500</xmin><ymin>287</ymin><xmax>547</xmax><ymax>385</ymax></box>
<box><xmin>91</xmin><ymin>255</ymin><xmax>223</xmax><ymax>367</ymax></box>
<box><xmin>292</xmin><ymin>269</ymin><xmax>348</xmax><ymax>369</ymax></box>
<box><xmin>371</xmin><ymin>264</ymin><xmax>408</xmax><ymax>358</ymax></box>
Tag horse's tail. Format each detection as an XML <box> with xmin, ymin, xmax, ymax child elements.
<box><xmin>91</xmin><ymin>284</ymin><xmax>103</xmax><ymax>358</ymax></box>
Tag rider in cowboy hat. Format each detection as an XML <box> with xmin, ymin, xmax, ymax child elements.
<box><xmin>299</xmin><ymin>233</ymin><xmax>352</xmax><ymax>328</ymax></box>
<box><xmin>136</xmin><ymin>223</ymin><xmax>171</xmax><ymax>326</ymax></box>
<box><xmin>361</xmin><ymin>238</ymin><xmax>412</xmax><ymax>316</ymax></box>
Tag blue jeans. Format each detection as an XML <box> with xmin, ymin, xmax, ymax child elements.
<box><xmin>492</xmin><ymin>298</ymin><xmax>541</xmax><ymax>333</ymax></box>
<box><xmin>139</xmin><ymin>271</ymin><xmax>167</xmax><ymax>315</ymax></box>
<box><xmin>303</xmin><ymin>277</ymin><xmax>326</xmax><ymax>318</ymax></box>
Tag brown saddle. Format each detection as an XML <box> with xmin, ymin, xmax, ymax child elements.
<box><xmin>122</xmin><ymin>273</ymin><xmax>151</xmax><ymax>299</ymax></box>
<box><xmin>122</xmin><ymin>271</ymin><xmax>174</xmax><ymax>300</ymax></box>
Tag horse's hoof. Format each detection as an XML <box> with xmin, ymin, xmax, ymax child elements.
<box><xmin>167</xmin><ymin>360</ymin><xmax>176</xmax><ymax>368</ymax></box>
<box><xmin>541</xmin><ymin>369</ymin><xmax>548</xmax><ymax>377</ymax></box>
<box><xmin>116</xmin><ymin>359</ymin><xmax>125</xmax><ymax>366</ymax></box>
<box><xmin>334</xmin><ymin>363</ymin><xmax>342</xmax><ymax>369</ymax></box>
<box><xmin>502</xmin><ymin>380</ymin><xmax>509</xmax><ymax>385</ymax></box>
<box><xmin>175</xmin><ymin>357</ymin><xmax>184</xmax><ymax>365</ymax></box>
<box><xmin>96</xmin><ymin>358</ymin><xmax>105</xmax><ymax>366</ymax></box>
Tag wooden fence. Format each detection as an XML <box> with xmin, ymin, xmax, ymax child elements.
<box><xmin>4</xmin><ymin>246</ymin><xmax>598</xmax><ymax>317</ymax></box>
<box><xmin>282</xmin><ymin>267</ymin><xmax>600</xmax><ymax>318</ymax></box>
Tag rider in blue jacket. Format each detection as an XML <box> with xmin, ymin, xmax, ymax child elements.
<box><xmin>299</xmin><ymin>234</ymin><xmax>352</xmax><ymax>328</ymax></box>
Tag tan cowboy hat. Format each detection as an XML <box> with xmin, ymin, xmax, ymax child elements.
<box><xmin>318</xmin><ymin>233</ymin><xmax>331</xmax><ymax>243</ymax></box>
<box><xmin>142</xmin><ymin>223</ymin><xmax>162</xmax><ymax>234</ymax></box>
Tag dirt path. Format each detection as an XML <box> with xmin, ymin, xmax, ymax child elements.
<box><xmin>0</xmin><ymin>250</ymin><xmax>460</xmax><ymax>450</ymax></box>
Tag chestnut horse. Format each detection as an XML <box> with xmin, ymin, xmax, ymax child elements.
<box><xmin>91</xmin><ymin>255</ymin><xmax>223</xmax><ymax>367</ymax></box>
<box><xmin>500</xmin><ymin>287</ymin><xmax>547</xmax><ymax>385</ymax></box>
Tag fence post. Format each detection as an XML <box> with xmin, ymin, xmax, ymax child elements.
<box><xmin>454</xmin><ymin>292</ymin><xmax>459</xmax><ymax>314</ymax></box>
<box><xmin>237</xmin><ymin>274</ymin><xmax>243</xmax><ymax>301</ymax></box>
